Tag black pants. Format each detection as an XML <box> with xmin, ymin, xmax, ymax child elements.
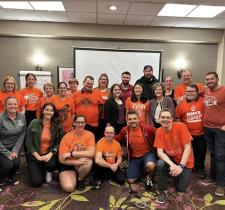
<box><xmin>0</xmin><ymin>153</ymin><xmax>20</xmax><ymax>183</ymax></box>
<box><xmin>192</xmin><ymin>135</ymin><xmax>207</xmax><ymax>170</ymax></box>
<box><xmin>26</xmin><ymin>154</ymin><xmax>58</xmax><ymax>187</ymax></box>
<box><xmin>25</xmin><ymin>110</ymin><xmax>37</xmax><ymax>127</ymax></box>
<box><xmin>93</xmin><ymin>164</ymin><xmax>125</xmax><ymax>185</ymax></box>
<box><xmin>85</xmin><ymin>124</ymin><xmax>99</xmax><ymax>142</ymax></box>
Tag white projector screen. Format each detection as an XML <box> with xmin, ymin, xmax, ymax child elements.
<box><xmin>74</xmin><ymin>48</ymin><xmax>162</xmax><ymax>87</ymax></box>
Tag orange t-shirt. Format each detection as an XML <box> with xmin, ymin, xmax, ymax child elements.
<box><xmin>154</xmin><ymin>122</ymin><xmax>194</xmax><ymax>168</ymax></box>
<box><xmin>175</xmin><ymin>97</ymin><xmax>204</xmax><ymax>136</ymax></box>
<box><xmin>59</xmin><ymin>130</ymin><xmax>95</xmax><ymax>158</ymax></box>
<box><xmin>36</xmin><ymin>95</ymin><xmax>53</xmax><ymax>118</ymax></box>
<box><xmin>40</xmin><ymin>121</ymin><xmax>51</xmax><ymax>154</ymax></box>
<box><xmin>0</xmin><ymin>91</ymin><xmax>26</xmax><ymax>113</ymax></box>
<box><xmin>20</xmin><ymin>87</ymin><xmax>43</xmax><ymax>111</ymax></box>
<box><xmin>74</xmin><ymin>89</ymin><xmax>104</xmax><ymax>127</ymax></box>
<box><xmin>174</xmin><ymin>83</ymin><xmax>204</xmax><ymax>103</ymax></box>
<box><xmin>96</xmin><ymin>137</ymin><xmax>122</xmax><ymax>164</ymax></box>
<box><xmin>49</xmin><ymin>95</ymin><xmax>75</xmax><ymax>132</ymax></box>
<box><xmin>125</xmin><ymin>97</ymin><xmax>150</xmax><ymax>124</ymax></box>
<box><xmin>128</xmin><ymin>127</ymin><xmax>150</xmax><ymax>158</ymax></box>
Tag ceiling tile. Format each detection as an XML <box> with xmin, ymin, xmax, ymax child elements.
<box><xmin>97</xmin><ymin>1</ymin><xmax>130</xmax><ymax>14</ymax></box>
<box><xmin>128</xmin><ymin>3</ymin><xmax>164</xmax><ymax>15</ymax></box>
<box><xmin>97</xmin><ymin>13</ymin><xmax>125</xmax><ymax>25</ymax></box>
<box><xmin>62</xmin><ymin>0</ymin><xmax>96</xmax><ymax>12</ymax></box>
<box><xmin>67</xmin><ymin>12</ymin><xmax>96</xmax><ymax>23</ymax></box>
<box><xmin>124</xmin><ymin>15</ymin><xmax>154</xmax><ymax>25</ymax></box>
<box><xmin>37</xmin><ymin>11</ymin><xmax>69</xmax><ymax>22</ymax></box>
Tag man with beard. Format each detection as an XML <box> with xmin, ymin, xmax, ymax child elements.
<box><xmin>120</xmin><ymin>71</ymin><xmax>133</xmax><ymax>100</ymax></box>
<box><xmin>200</xmin><ymin>71</ymin><xmax>225</xmax><ymax>196</ymax></box>
<box><xmin>135</xmin><ymin>65</ymin><xmax>159</xmax><ymax>100</ymax></box>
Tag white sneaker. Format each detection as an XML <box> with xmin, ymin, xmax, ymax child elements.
<box><xmin>45</xmin><ymin>172</ymin><xmax>53</xmax><ymax>183</ymax></box>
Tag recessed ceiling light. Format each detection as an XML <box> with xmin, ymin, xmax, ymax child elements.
<box><xmin>29</xmin><ymin>1</ymin><xmax>65</xmax><ymax>11</ymax></box>
<box><xmin>109</xmin><ymin>5</ymin><xmax>118</xmax><ymax>11</ymax></box>
<box><xmin>158</xmin><ymin>3</ymin><xmax>197</xmax><ymax>17</ymax></box>
<box><xmin>0</xmin><ymin>1</ymin><xmax>33</xmax><ymax>10</ymax></box>
<box><xmin>187</xmin><ymin>5</ymin><xmax>225</xmax><ymax>18</ymax></box>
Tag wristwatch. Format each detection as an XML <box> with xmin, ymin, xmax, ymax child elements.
<box><xmin>179</xmin><ymin>164</ymin><xmax>185</xmax><ymax>170</ymax></box>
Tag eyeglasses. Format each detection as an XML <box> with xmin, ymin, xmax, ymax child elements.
<box><xmin>75</xmin><ymin>121</ymin><xmax>85</xmax><ymax>124</ymax></box>
<box><xmin>186</xmin><ymin>90</ymin><xmax>197</xmax><ymax>93</ymax></box>
<box><xmin>5</xmin><ymin>83</ymin><xmax>14</xmax><ymax>85</ymax></box>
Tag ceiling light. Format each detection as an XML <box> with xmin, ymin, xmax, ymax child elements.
<box><xmin>109</xmin><ymin>5</ymin><xmax>118</xmax><ymax>11</ymax></box>
<box><xmin>187</xmin><ymin>5</ymin><xmax>225</xmax><ymax>18</ymax></box>
<box><xmin>29</xmin><ymin>1</ymin><xmax>65</xmax><ymax>11</ymax></box>
<box><xmin>0</xmin><ymin>1</ymin><xmax>33</xmax><ymax>10</ymax></box>
<box><xmin>158</xmin><ymin>3</ymin><xmax>197</xmax><ymax>17</ymax></box>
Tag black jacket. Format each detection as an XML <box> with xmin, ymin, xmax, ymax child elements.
<box><xmin>135</xmin><ymin>76</ymin><xmax>159</xmax><ymax>100</ymax></box>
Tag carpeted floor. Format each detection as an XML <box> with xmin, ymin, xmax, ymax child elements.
<box><xmin>1</xmin><ymin>156</ymin><xmax>225</xmax><ymax>210</ymax></box>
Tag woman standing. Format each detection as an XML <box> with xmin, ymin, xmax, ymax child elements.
<box><xmin>0</xmin><ymin>96</ymin><xmax>26</xmax><ymax>192</ymax></box>
<box><xmin>26</xmin><ymin>103</ymin><xmax>64</xmax><ymax>187</ymax></box>
<box><xmin>104</xmin><ymin>84</ymin><xmax>126</xmax><ymax>134</ymax></box>
<box><xmin>125</xmin><ymin>83</ymin><xmax>150</xmax><ymax>125</ymax></box>
<box><xmin>150</xmin><ymin>82</ymin><xmax>175</xmax><ymax>128</ymax></box>
<box><xmin>0</xmin><ymin>76</ymin><xmax>26</xmax><ymax>114</ymax></box>
<box><xmin>50</xmin><ymin>82</ymin><xmax>75</xmax><ymax>133</ymax></box>
<box><xmin>20</xmin><ymin>73</ymin><xmax>43</xmax><ymax>126</ymax></box>
<box><xmin>164</xmin><ymin>76</ymin><xmax>174</xmax><ymax>99</ymax></box>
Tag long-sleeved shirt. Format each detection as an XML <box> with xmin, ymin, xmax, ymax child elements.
<box><xmin>0</xmin><ymin>111</ymin><xmax>26</xmax><ymax>157</ymax></box>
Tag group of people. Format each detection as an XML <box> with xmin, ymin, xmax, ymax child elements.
<box><xmin>0</xmin><ymin>65</ymin><xmax>224</xmax><ymax>204</ymax></box>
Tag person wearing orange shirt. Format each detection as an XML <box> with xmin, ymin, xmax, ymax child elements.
<box><xmin>176</xmin><ymin>84</ymin><xmax>206</xmax><ymax>179</ymax></box>
<box><xmin>154</xmin><ymin>108</ymin><xmax>194</xmax><ymax>204</ymax></box>
<box><xmin>94</xmin><ymin>126</ymin><xmax>125</xmax><ymax>188</ymax></box>
<box><xmin>50</xmin><ymin>82</ymin><xmax>75</xmax><ymax>133</ymax></box>
<box><xmin>115</xmin><ymin>110</ymin><xmax>156</xmax><ymax>191</ymax></box>
<box><xmin>68</xmin><ymin>78</ymin><xmax>79</xmax><ymax>95</ymax></box>
<box><xmin>74</xmin><ymin>76</ymin><xmax>103</xmax><ymax>140</ymax></box>
<box><xmin>59</xmin><ymin>115</ymin><xmax>95</xmax><ymax>192</ymax></box>
<box><xmin>25</xmin><ymin>103</ymin><xmax>64</xmax><ymax>187</ymax></box>
<box><xmin>125</xmin><ymin>83</ymin><xmax>150</xmax><ymax>125</ymax></box>
<box><xmin>174</xmin><ymin>70</ymin><xmax>204</xmax><ymax>105</ymax></box>
<box><xmin>0</xmin><ymin>76</ymin><xmax>25</xmax><ymax>114</ymax></box>
<box><xmin>20</xmin><ymin>73</ymin><xmax>43</xmax><ymax>126</ymax></box>
<box><xmin>36</xmin><ymin>83</ymin><xmax>55</xmax><ymax>118</ymax></box>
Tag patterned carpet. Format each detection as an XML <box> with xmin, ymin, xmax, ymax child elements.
<box><xmin>1</xmin><ymin>157</ymin><xmax>225</xmax><ymax>210</ymax></box>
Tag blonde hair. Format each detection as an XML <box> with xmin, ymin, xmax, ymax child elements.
<box><xmin>2</xmin><ymin>76</ymin><xmax>17</xmax><ymax>91</ymax></box>
<box><xmin>43</xmin><ymin>83</ymin><xmax>55</xmax><ymax>91</ymax></box>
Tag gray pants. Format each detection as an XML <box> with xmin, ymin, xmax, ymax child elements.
<box><xmin>156</xmin><ymin>159</ymin><xmax>192</xmax><ymax>193</ymax></box>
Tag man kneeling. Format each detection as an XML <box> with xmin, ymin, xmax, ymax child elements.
<box><xmin>93</xmin><ymin>126</ymin><xmax>125</xmax><ymax>188</ymax></box>
<box><xmin>154</xmin><ymin>108</ymin><xmax>194</xmax><ymax>204</ymax></box>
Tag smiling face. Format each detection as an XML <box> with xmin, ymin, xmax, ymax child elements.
<box><xmin>74</xmin><ymin>116</ymin><xmax>86</xmax><ymax>131</ymax></box>
<box><xmin>112</xmin><ymin>85</ymin><xmax>122</xmax><ymax>98</ymax></box>
<box><xmin>104</xmin><ymin>126</ymin><xmax>115</xmax><ymax>142</ymax></box>
<box><xmin>164</xmin><ymin>76</ymin><xmax>173</xmax><ymax>90</ymax></box>
<box><xmin>26</xmin><ymin>75</ymin><xmax>36</xmax><ymax>88</ymax></box>
<box><xmin>154</xmin><ymin>85</ymin><xmax>163</xmax><ymax>99</ymax></box>
<box><xmin>205</xmin><ymin>74</ymin><xmax>219</xmax><ymax>90</ymax></box>
<box><xmin>58</xmin><ymin>83</ymin><xmax>67</xmax><ymax>97</ymax></box>
<box><xmin>127</xmin><ymin>113</ymin><xmax>140</xmax><ymax>129</ymax></box>
<box><xmin>99</xmin><ymin>75</ymin><xmax>108</xmax><ymax>88</ymax></box>
<box><xmin>5</xmin><ymin>97</ymin><xmax>18</xmax><ymax>114</ymax></box>
<box><xmin>83</xmin><ymin>78</ymin><xmax>94</xmax><ymax>92</ymax></box>
<box><xmin>144</xmin><ymin>67</ymin><xmax>153</xmax><ymax>79</ymax></box>
<box><xmin>121</xmin><ymin>73</ymin><xmax>131</xmax><ymax>85</ymax></box>
<box><xmin>159</xmin><ymin>111</ymin><xmax>173</xmax><ymax>130</ymax></box>
<box><xmin>4</xmin><ymin>78</ymin><xmax>15</xmax><ymax>92</ymax></box>
<box><xmin>42</xmin><ymin>104</ymin><xmax>54</xmax><ymax>120</ymax></box>
<box><xmin>69</xmin><ymin>82</ymin><xmax>78</xmax><ymax>93</ymax></box>
<box><xmin>44</xmin><ymin>85</ymin><xmax>54</xmax><ymax>97</ymax></box>
<box><xmin>182</xmin><ymin>70</ymin><xmax>192</xmax><ymax>85</ymax></box>
<box><xmin>185</xmin><ymin>86</ymin><xmax>198</xmax><ymax>101</ymax></box>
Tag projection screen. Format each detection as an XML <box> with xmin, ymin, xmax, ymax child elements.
<box><xmin>74</xmin><ymin>48</ymin><xmax>162</xmax><ymax>87</ymax></box>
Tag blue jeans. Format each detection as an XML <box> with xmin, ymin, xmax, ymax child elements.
<box><xmin>204</xmin><ymin>127</ymin><xmax>225</xmax><ymax>186</ymax></box>
<box><xmin>156</xmin><ymin>159</ymin><xmax>192</xmax><ymax>193</ymax></box>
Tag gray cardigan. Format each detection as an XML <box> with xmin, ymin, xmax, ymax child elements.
<box><xmin>0</xmin><ymin>112</ymin><xmax>26</xmax><ymax>157</ymax></box>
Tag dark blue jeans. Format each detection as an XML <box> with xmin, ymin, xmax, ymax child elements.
<box><xmin>156</xmin><ymin>159</ymin><xmax>192</xmax><ymax>193</ymax></box>
<box><xmin>204</xmin><ymin>127</ymin><xmax>225</xmax><ymax>186</ymax></box>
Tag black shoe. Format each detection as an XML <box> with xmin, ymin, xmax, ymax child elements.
<box><xmin>92</xmin><ymin>180</ymin><xmax>101</xmax><ymax>189</ymax></box>
<box><xmin>156</xmin><ymin>191</ymin><xmax>168</xmax><ymax>204</ymax></box>
<box><xmin>145</xmin><ymin>177</ymin><xmax>153</xmax><ymax>191</ymax></box>
<box><xmin>77</xmin><ymin>181</ymin><xmax>85</xmax><ymax>191</ymax></box>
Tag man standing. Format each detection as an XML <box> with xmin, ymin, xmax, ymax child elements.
<box><xmin>201</xmin><ymin>71</ymin><xmax>225</xmax><ymax>196</ymax></box>
<box><xmin>135</xmin><ymin>65</ymin><xmax>159</xmax><ymax>100</ymax></box>
<box><xmin>174</xmin><ymin>69</ymin><xmax>203</xmax><ymax>104</ymax></box>
<box><xmin>154</xmin><ymin>108</ymin><xmax>194</xmax><ymax>204</ymax></box>
<box><xmin>120</xmin><ymin>71</ymin><xmax>133</xmax><ymax>100</ymax></box>
<box><xmin>94</xmin><ymin>126</ymin><xmax>125</xmax><ymax>187</ymax></box>
<box><xmin>74</xmin><ymin>76</ymin><xmax>103</xmax><ymax>140</ymax></box>
<box><xmin>175</xmin><ymin>84</ymin><xmax>206</xmax><ymax>178</ymax></box>
<box><xmin>115</xmin><ymin>110</ymin><xmax>156</xmax><ymax>191</ymax></box>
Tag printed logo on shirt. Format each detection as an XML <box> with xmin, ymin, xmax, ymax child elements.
<box><xmin>104</xmin><ymin>151</ymin><xmax>116</xmax><ymax>164</ymax></box>
<box><xmin>186</xmin><ymin>111</ymin><xmax>202</xmax><ymax>123</ymax></box>
<box><xmin>17</xmin><ymin>119</ymin><xmax>24</xmax><ymax>126</ymax></box>
<box><xmin>25</xmin><ymin>93</ymin><xmax>39</xmax><ymax>104</ymax></box>
<box><xmin>80</xmin><ymin>98</ymin><xmax>94</xmax><ymax>106</ymax></box>
<box><xmin>204</xmin><ymin>95</ymin><xmax>217</xmax><ymax>107</ymax></box>
<box><xmin>58</xmin><ymin>104</ymin><xmax>70</xmax><ymax>121</ymax></box>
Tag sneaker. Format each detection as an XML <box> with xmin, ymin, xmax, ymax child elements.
<box><xmin>92</xmin><ymin>180</ymin><xmax>101</xmax><ymax>189</ymax></box>
<box><xmin>77</xmin><ymin>181</ymin><xmax>85</xmax><ymax>191</ymax></box>
<box><xmin>145</xmin><ymin>177</ymin><xmax>153</xmax><ymax>191</ymax></box>
<box><xmin>156</xmin><ymin>191</ymin><xmax>168</xmax><ymax>204</ymax></box>
<box><xmin>198</xmin><ymin>169</ymin><xmax>206</xmax><ymax>179</ymax></box>
<box><xmin>45</xmin><ymin>172</ymin><xmax>53</xmax><ymax>183</ymax></box>
<box><xmin>215</xmin><ymin>186</ymin><xmax>225</xmax><ymax>196</ymax></box>
<box><xmin>200</xmin><ymin>178</ymin><xmax>216</xmax><ymax>186</ymax></box>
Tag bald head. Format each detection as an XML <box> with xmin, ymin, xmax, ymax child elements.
<box><xmin>104</xmin><ymin>126</ymin><xmax>115</xmax><ymax>141</ymax></box>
